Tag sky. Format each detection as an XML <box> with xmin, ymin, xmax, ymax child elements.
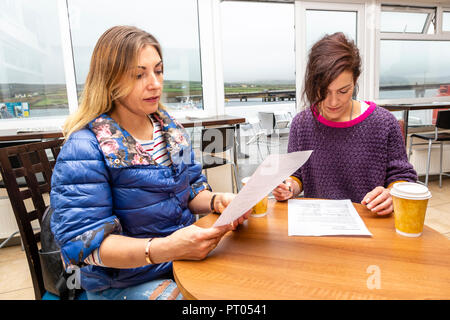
<box><xmin>0</xmin><ymin>0</ymin><xmax>449</xmax><ymax>85</ymax></box>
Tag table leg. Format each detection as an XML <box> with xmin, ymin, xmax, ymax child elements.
<box><xmin>235</xmin><ymin>124</ymin><xmax>249</xmax><ymax>159</ymax></box>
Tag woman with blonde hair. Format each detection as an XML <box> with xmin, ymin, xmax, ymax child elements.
<box><xmin>50</xmin><ymin>25</ymin><xmax>249</xmax><ymax>300</ymax></box>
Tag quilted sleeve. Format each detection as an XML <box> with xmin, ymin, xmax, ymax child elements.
<box><xmin>50</xmin><ymin>131</ymin><xmax>122</xmax><ymax>268</ymax></box>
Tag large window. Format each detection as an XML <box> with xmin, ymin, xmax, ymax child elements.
<box><xmin>1</xmin><ymin>0</ymin><xmax>449</xmax><ymax>131</ymax></box>
<box><xmin>378</xmin><ymin>5</ymin><xmax>450</xmax><ymax>126</ymax></box>
<box><xmin>220</xmin><ymin>0</ymin><xmax>295</xmax><ymax>120</ymax></box>
<box><xmin>0</xmin><ymin>0</ymin><xmax>69</xmax><ymax>122</ymax></box>
<box><xmin>379</xmin><ymin>41</ymin><xmax>450</xmax><ymax>100</ymax></box>
<box><xmin>68</xmin><ymin>0</ymin><xmax>203</xmax><ymax>112</ymax></box>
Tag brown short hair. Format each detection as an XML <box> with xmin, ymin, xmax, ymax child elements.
<box><xmin>302</xmin><ymin>32</ymin><xmax>361</xmax><ymax>113</ymax></box>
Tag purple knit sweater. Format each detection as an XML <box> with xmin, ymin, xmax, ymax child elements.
<box><xmin>288</xmin><ymin>101</ymin><xmax>417</xmax><ymax>203</ymax></box>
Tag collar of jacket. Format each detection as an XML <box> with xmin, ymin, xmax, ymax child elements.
<box><xmin>88</xmin><ymin>108</ymin><xmax>191</xmax><ymax>168</ymax></box>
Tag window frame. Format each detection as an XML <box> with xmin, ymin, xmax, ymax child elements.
<box><xmin>442</xmin><ymin>7</ymin><xmax>450</xmax><ymax>33</ymax></box>
<box><xmin>1</xmin><ymin>0</ymin><xmax>216</xmax><ymax>130</ymax></box>
<box><xmin>380</xmin><ymin>4</ymin><xmax>435</xmax><ymax>34</ymax></box>
<box><xmin>219</xmin><ymin>0</ymin><xmax>297</xmax><ymax>117</ymax></box>
<box><xmin>295</xmin><ymin>1</ymin><xmax>368</xmax><ymax>111</ymax></box>
<box><xmin>0</xmin><ymin>0</ymin><xmax>73</xmax><ymax>130</ymax></box>
<box><xmin>3</xmin><ymin>0</ymin><xmax>450</xmax><ymax>130</ymax></box>
<box><xmin>376</xmin><ymin>2</ymin><xmax>450</xmax><ymax>105</ymax></box>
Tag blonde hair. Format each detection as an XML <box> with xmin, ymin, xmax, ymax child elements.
<box><xmin>63</xmin><ymin>25</ymin><xmax>163</xmax><ymax>139</ymax></box>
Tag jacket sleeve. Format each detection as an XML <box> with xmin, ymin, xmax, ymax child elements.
<box><xmin>384</xmin><ymin>116</ymin><xmax>418</xmax><ymax>187</ymax></box>
<box><xmin>50</xmin><ymin>133</ymin><xmax>122</xmax><ymax>268</ymax></box>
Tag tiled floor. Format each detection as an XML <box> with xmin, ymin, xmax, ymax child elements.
<box><xmin>0</xmin><ymin>133</ymin><xmax>449</xmax><ymax>300</ymax></box>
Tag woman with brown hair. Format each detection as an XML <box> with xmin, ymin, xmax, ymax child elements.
<box><xmin>50</xmin><ymin>25</ymin><xmax>249</xmax><ymax>300</ymax></box>
<box><xmin>272</xmin><ymin>32</ymin><xmax>417</xmax><ymax>215</ymax></box>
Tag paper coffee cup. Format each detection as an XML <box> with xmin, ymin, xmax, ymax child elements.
<box><xmin>242</xmin><ymin>177</ymin><xmax>268</xmax><ymax>217</ymax></box>
<box><xmin>390</xmin><ymin>182</ymin><xmax>432</xmax><ymax>237</ymax></box>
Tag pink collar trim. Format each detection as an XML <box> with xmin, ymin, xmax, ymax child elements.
<box><xmin>314</xmin><ymin>101</ymin><xmax>377</xmax><ymax>128</ymax></box>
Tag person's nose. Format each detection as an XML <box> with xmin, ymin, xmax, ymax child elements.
<box><xmin>327</xmin><ymin>92</ymin><xmax>339</xmax><ymax>108</ymax></box>
<box><xmin>146</xmin><ymin>73</ymin><xmax>162</xmax><ymax>91</ymax></box>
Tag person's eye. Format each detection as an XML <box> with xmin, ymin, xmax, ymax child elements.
<box><xmin>155</xmin><ymin>69</ymin><xmax>163</xmax><ymax>75</ymax></box>
<box><xmin>339</xmin><ymin>90</ymin><xmax>349</xmax><ymax>94</ymax></box>
<box><xmin>136</xmin><ymin>74</ymin><xmax>144</xmax><ymax>80</ymax></box>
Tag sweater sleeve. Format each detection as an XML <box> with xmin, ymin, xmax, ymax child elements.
<box><xmin>50</xmin><ymin>133</ymin><xmax>122</xmax><ymax>268</ymax></box>
<box><xmin>384</xmin><ymin>117</ymin><xmax>418</xmax><ymax>187</ymax></box>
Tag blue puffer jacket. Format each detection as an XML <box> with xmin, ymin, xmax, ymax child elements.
<box><xmin>50</xmin><ymin>109</ymin><xmax>211</xmax><ymax>292</ymax></box>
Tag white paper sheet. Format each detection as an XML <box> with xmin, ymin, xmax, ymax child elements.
<box><xmin>213</xmin><ymin>150</ymin><xmax>313</xmax><ymax>227</ymax></box>
<box><xmin>288</xmin><ymin>199</ymin><xmax>372</xmax><ymax>236</ymax></box>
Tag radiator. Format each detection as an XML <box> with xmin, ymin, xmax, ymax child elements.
<box><xmin>409</xmin><ymin>143</ymin><xmax>450</xmax><ymax>176</ymax></box>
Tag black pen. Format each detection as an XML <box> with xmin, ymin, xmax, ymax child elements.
<box><xmin>283</xmin><ymin>180</ymin><xmax>292</xmax><ymax>192</ymax></box>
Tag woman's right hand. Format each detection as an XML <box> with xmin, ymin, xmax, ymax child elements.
<box><xmin>153</xmin><ymin>224</ymin><xmax>233</xmax><ymax>262</ymax></box>
<box><xmin>272</xmin><ymin>177</ymin><xmax>295</xmax><ymax>201</ymax></box>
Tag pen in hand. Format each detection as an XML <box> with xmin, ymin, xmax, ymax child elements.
<box><xmin>283</xmin><ymin>180</ymin><xmax>292</xmax><ymax>193</ymax></box>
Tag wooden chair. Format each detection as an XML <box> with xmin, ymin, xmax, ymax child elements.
<box><xmin>0</xmin><ymin>139</ymin><xmax>63</xmax><ymax>299</ymax></box>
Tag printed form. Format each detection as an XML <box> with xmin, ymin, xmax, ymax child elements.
<box><xmin>288</xmin><ymin>199</ymin><xmax>372</xmax><ymax>236</ymax></box>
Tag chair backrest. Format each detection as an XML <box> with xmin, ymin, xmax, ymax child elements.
<box><xmin>436</xmin><ymin>110</ymin><xmax>450</xmax><ymax>130</ymax></box>
<box><xmin>0</xmin><ymin>139</ymin><xmax>63</xmax><ymax>300</ymax></box>
<box><xmin>258</xmin><ymin>112</ymin><xmax>274</xmax><ymax>131</ymax></box>
<box><xmin>201</xmin><ymin>126</ymin><xmax>236</xmax><ymax>154</ymax></box>
<box><xmin>273</xmin><ymin>115</ymin><xmax>287</xmax><ymax>129</ymax></box>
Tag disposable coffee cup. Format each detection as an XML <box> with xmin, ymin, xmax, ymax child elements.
<box><xmin>390</xmin><ymin>182</ymin><xmax>432</xmax><ymax>237</ymax></box>
<box><xmin>241</xmin><ymin>177</ymin><xmax>268</xmax><ymax>217</ymax></box>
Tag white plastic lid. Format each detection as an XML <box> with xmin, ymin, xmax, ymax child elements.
<box><xmin>241</xmin><ymin>177</ymin><xmax>250</xmax><ymax>185</ymax></box>
<box><xmin>390</xmin><ymin>182</ymin><xmax>432</xmax><ymax>200</ymax></box>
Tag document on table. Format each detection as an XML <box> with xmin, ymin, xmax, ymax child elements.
<box><xmin>213</xmin><ymin>150</ymin><xmax>313</xmax><ymax>227</ymax></box>
<box><xmin>288</xmin><ymin>199</ymin><xmax>372</xmax><ymax>236</ymax></box>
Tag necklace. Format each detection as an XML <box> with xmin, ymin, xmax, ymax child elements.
<box><xmin>349</xmin><ymin>99</ymin><xmax>354</xmax><ymax>121</ymax></box>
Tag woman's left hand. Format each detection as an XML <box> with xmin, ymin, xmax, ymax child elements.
<box><xmin>214</xmin><ymin>193</ymin><xmax>251</xmax><ymax>229</ymax></box>
<box><xmin>361</xmin><ymin>186</ymin><xmax>393</xmax><ymax>216</ymax></box>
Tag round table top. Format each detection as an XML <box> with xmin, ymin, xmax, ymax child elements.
<box><xmin>173</xmin><ymin>199</ymin><xmax>450</xmax><ymax>300</ymax></box>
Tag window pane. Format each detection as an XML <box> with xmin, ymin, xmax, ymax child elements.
<box><xmin>379</xmin><ymin>40</ymin><xmax>450</xmax><ymax>125</ymax></box>
<box><xmin>220</xmin><ymin>1</ymin><xmax>295</xmax><ymax>120</ymax></box>
<box><xmin>0</xmin><ymin>0</ymin><xmax>69</xmax><ymax>121</ymax></box>
<box><xmin>444</xmin><ymin>12</ymin><xmax>450</xmax><ymax>32</ymax></box>
<box><xmin>306</xmin><ymin>10</ymin><xmax>357</xmax><ymax>51</ymax></box>
<box><xmin>68</xmin><ymin>0</ymin><xmax>203</xmax><ymax>112</ymax></box>
<box><xmin>381</xmin><ymin>11</ymin><xmax>430</xmax><ymax>33</ymax></box>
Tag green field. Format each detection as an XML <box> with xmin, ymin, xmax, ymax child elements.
<box><xmin>1</xmin><ymin>81</ymin><xmax>295</xmax><ymax>107</ymax></box>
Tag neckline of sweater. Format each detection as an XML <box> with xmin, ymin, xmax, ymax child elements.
<box><xmin>313</xmin><ymin>101</ymin><xmax>376</xmax><ymax>129</ymax></box>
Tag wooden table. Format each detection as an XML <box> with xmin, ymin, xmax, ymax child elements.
<box><xmin>177</xmin><ymin>115</ymin><xmax>246</xmax><ymax>128</ymax></box>
<box><xmin>0</xmin><ymin>129</ymin><xmax>62</xmax><ymax>142</ymax></box>
<box><xmin>173</xmin><ymin>199</ymin><xmax>450</xmax><ymax>300</ymax></box>
<box><xmin>378</xmin><ymin>102</ymin><xmax>450</xmax><ymax>145</ymax></box>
